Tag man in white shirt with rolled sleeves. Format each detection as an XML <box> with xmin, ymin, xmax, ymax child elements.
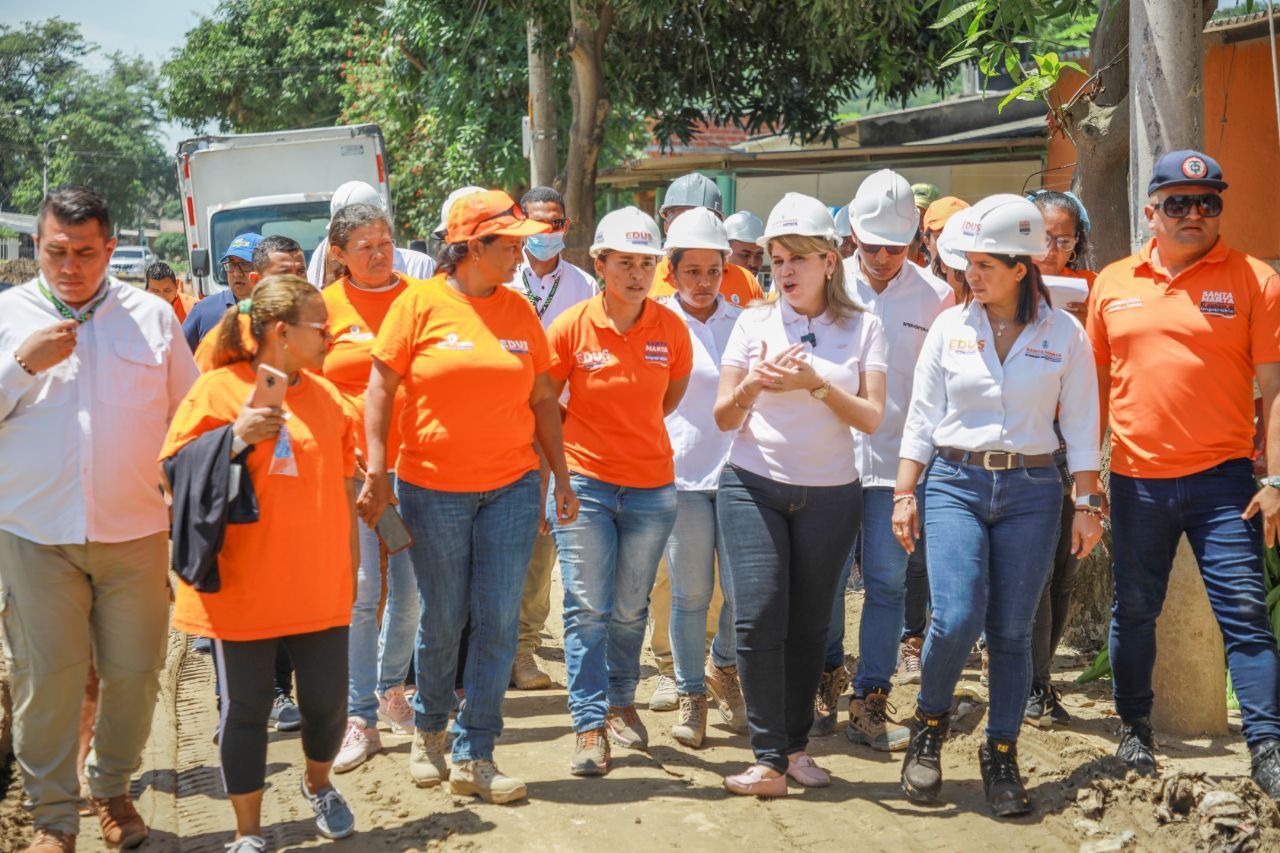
<box><xmin>0</xmin><ymin>185</ymin><xmax>199</xmax><ymax>853</ymax></box>
<box><xmin>504</xmin><ymin>185</ymin><xmax>597</xmax><ymax>691</ymax></box>
<box><xmin>814</xmin><ymin>169</ymin><xmax>955</xmax><ymax>749</ymax></box>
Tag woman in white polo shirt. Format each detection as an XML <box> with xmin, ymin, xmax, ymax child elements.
<box><xmin>893</xmin><ymin>196</ymin><xmax>1102</xmax><ymax>817</ymax></box>
<box><xmin>712</xmin><ymin>193</ymin><xmax>886</xmax><ymax>796</ymax></box>
<box><xmin>656</xmin><ymin>208</ymin><xmax>743</xmax><ymax>749</ymax></box>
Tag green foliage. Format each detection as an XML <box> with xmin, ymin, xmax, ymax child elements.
<box><xmin>1076</xmin><ymin>646</ymin><xmax>1111</xmax><ymax>684</ymax></box>
<box><xmin>152</xmin><ymin>231</ymin><xmax>187</xmax><ymax>261</ymax></box>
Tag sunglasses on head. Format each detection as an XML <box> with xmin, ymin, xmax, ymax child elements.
<box><xmin>863</xmin><ymin>243</ymin><xmax>908</xmax><ymax>256</ymax></box>
<box><xmin>1154</xmin><ymin>194</ymin><xmax>1223</xmax><ymax>219</ymax></box>
<box><xmin>476</xmin><ymin>203</ymin><xmax>527</xmax><ymax>227</ymax></box>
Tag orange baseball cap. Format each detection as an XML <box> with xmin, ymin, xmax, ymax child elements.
<box><xmin>445</xmin><ymin>190</ymin><xmax>550</xmax><ymax>243</ymax></box>
<box><xmin>922</xmin><ymin>196</ymin><xmax>971</xmax><ymax>233</ymax></box>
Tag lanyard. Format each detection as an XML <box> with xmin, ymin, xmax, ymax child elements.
<box><xmin>520</xmin><ymin>266</ymin><xmax>562</xmax><ymax>320</ymax></box>
<box><xmin>39</xmin><ymin>278</ymin><xmax>109</xmax><ymax>324</ymax></box>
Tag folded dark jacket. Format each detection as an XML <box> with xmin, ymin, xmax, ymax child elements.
<box><xmin>163</xmin><ymin>424</ymin><xmax>259</xmax><ymax>592</ymax></box>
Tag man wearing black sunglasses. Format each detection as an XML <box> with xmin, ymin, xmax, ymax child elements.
<box><xmin>1088</xmin><ymin>149</ymin><xmax>1280</xmax><ymax>800</ymax></box>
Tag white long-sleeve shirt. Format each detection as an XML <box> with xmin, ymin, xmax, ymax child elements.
<box><xmin>659</xmin><ymin>295</ymin><xmax>741</xmax><ymax>491</ymax></box>
<box><xmin>844</xmin><ymin>254</ymin><xmax>955</xmax><ymax>486</ymax></box>
<box><xmin>0</xmin><ymin>277</ymin><xmax>200</xmax><ymax>544</ymax></box>
<box><xmin>900</xmin><ymin>299</ymin><xmax>1100</xmax><ymax>473</ymax></box>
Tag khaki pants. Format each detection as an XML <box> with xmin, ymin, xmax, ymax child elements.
<box><xmin>516</xmin><ymin>533</ymin><xmax>558</xmax><ymax>656</ymax></box>
<box><xmin>647</xmin><ymin>557</ymin><xmax>725</xmax><ymax>678</ymax></box>
<box><xmin>0</xmin><ymin>530</ymin><xmax>169</xmax><ymax>834</ymax></box>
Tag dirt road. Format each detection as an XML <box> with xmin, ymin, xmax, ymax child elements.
<box><xmin>4</xmin><ymin>580</ymin><xmax>1278</xmax><ymax>851</ymax></box>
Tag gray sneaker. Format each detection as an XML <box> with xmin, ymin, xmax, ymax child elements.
<box><xmin>298</xmin><ymin>779</ymin><xmax>355</xmax><ymax>840</ymax></box>
<box><xmin>224</xmin><ymin>836</ymin><xmax>268</xmax><ymax>853</ymax></box>
<box><xmin>647</xmin><ymin>675</ymin><xmax>678</xmax><ymax>711</ymax></box>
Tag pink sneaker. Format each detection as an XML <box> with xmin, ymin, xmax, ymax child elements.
<box><xmin>786</xmin><ymin>752</ymin><xmax>831</xmax><ymax>787</ymax></box>
<box><xmin>378</xmin><ymin>685</ymin><xmax>415</xmax><ymax>736</ymax></box>
<box><xmin>724</xmin><ymin>764</ymin><xmax>786</xmax><ymax>797</ymax></box>
<box><xmin>333</xmin><ymin>717</ymin><xmax>381</xmax><ymax>773</ymax></box>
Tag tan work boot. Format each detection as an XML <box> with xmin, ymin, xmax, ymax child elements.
<box><xmin>809</xmin><ymin>661</ymin><xmax>851</xmax><ymax>737</ymax></box>
<box><xmin>24</xmin><ymin>829</ymin><xmax>76</xmax><ymax>853</ymax></box>
<box><xmin>91</xmin><ymin>794</ymin><xmax>147</xmax><ymax>849</ymax></box>
<box><xmin>846</xmin><ymin>688</ymin><xmax>911</xmax><ymax>751</ymax></box>
<box><xmin>450</xmin><ymin>758</ymin><xmax>528</xmax><ymax>804</ymax></box>
<box><xmin>704</xmin><ymin>657</ymin><xmax>748</xmax><ymax>733</ymax></box>
<box><xmin>409</xmin><ymin>728</ymin><xmax>450</xmax><ymax>787</ymax></box>
<box><xmin>510</xmin><ymin>653</ymin><xmax>552</xmax><ymax>690</ymax></box>
<box><xmin>672</xmin><ymin>694</ymin><xmax>709</xmax><ymax>748</ymax></box>
<box><xmin>569</xmin><ymin>727</ymin><xmax>611</xmax><ymax>776</ymax></box>
<box><xmin>647</xmin><ymin>674</ymin><xmax>678</xmax><ymax>711</ymax></box>
<box><xmin>896</xmin><ymin>636</ymin><xmax>924</xmax><ymax>684</ymax></box>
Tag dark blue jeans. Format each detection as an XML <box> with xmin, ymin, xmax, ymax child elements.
<box><xmin>1110</xmin><ymin>458</ymin><xmax>1280</xmax><ymax>747</ymax></box>
<box><xmin>716</xmin><ymin>464</ymin><xmax>861</xmax><ymax>773</ymax></box>
<box><xmin>397</xmin><ymin>470</ymin><xmax>541</xmax><ymax>761</ymax></box>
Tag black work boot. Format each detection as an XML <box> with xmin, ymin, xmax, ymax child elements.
<box><xmin>1116</xmin><ymin>717</ymin><xmax>1157</xmax><ymax>776</ymax></box>
<box><xmin>978</xmin><ymin>737</ymin><xmax>1032</xmax><ymax>817</ymax></box>
<box><xmin>900</xmin><ymin>709</ymin><xmax>948</xmax><ymax>802</ymax></box>
<box><xmin>1250</xmin><ymin>739</ymin><xmax>1280</xmax><ymax>800</ymax></box>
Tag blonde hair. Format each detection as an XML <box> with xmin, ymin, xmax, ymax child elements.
<box><xmin>212</xmin><ymin>275</ymin><xmax>320</xmax><ymax>368</ymax></box>
<box><xmin>764</xmin><ymin>234</ymin><xmax>862</xmax><ymax>322</ymax></box>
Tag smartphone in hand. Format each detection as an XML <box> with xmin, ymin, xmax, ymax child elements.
<box><xmin>375</xmin><ymin>506</ymin><xmax>414</xmax><ymax>555</ymax></box>
<box><xmin>250</xmin><ymin>363</ymin><xmax>288</xmax><ymax>409</ymax></box>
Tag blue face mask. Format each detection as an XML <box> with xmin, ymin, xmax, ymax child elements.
<box><xmin>525</xmin><ymin>232</ymin><xmax>565</xmax><ymax>262</ymax></box>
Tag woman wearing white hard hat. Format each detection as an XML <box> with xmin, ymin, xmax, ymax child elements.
<box><xmin>712</xmin><ymin>192</ymin><xmax>886</xmax><ymax>796</ymax></box>
<box><xmin>654</xmin><ymin>208</ymin><xmax>746</xmax><ymax>749</ymax></box>
<box><xmin>306</xmin><ymin>180</ymin><xmax>437</xmax><ymax>287</ymax></box>
<box><xmin>894</xmin><ymin>196</ymin><xmax>1102</xmax><ymax>817</ymax></box>
<box><xmin>545</xmin><ymin>206</ymin><xmax>693</xmax><ymax>777</ymax></box>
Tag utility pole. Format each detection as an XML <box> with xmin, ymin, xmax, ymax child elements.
<box><xmin>1129</xmin><ymin>0</ymin><xmax>1227</xmax><ymax>737</ymax></box>
<box><xmin>526</xmin><ymin>18</ymin><xmax>559</xmax><ymax>188</ymax></box>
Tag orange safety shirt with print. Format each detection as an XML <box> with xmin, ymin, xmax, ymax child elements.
<box><xmin>547</xmin><ymin>294</ymin><xmax>693</xmax><ymax>488</ymax></box>
<box><xmin>168</xmin><ymin>291</ymin><xmax>198</xmax><ymax>324</ymax></box>
<box><xmin>161</xmin><ymin>362</ymin><xmax>357</xmax><ymax>641</ymax></box>
<box><xmin>371</xmin><ymin>274</ymin><xmax>550</xmax><ymax>492</ymax></box>
<box><xmin>649</xmin><ymin>258</ymin><xmax>765</xmax><ymax>308</ymax></box>
<box><xmin>322</xmin><ymin>275</ymin><xmax>414</xmax><ymax>469</ymax></box>
<box><xmin>1087</xmin><ymin>238</ymin><xmax>1280</xmax><ymax>478</ymax></box>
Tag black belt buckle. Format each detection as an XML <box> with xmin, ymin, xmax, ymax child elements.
<box><xmin>982</xmin><ymin>451</ymin><xmax>1016</xmax><ymax>471</ymax></box>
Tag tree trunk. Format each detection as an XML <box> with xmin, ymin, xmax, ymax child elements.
<box><xmin>526</xmin><ymin>18</ymin><xmax>559</xmax><ymax>188</ymax></box>
<box><xmin>561</xmin><ymin>0</ymin><xmax>614</xmax><ymax>271</ymax></box>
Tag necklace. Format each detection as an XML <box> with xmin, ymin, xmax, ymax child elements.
<box><xmin>994</xmin><ymin>319</ymin><xmax>1010</xmax><ymax>338</ymax></box>
<box><xmin>39</xmin><ymin>279</ymin><xmax>109</xmax><ymax>324</ymax></box>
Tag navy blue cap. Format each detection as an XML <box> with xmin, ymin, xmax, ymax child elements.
<box><xmin>219</xmin><ymin>232</ymin><xmax>263</xmax><ymax>264</ymax></box>
<box><xmin>1147</xmin><ymin>149</ymin><xmax>1228</xmax><ymax>195</ymax></box>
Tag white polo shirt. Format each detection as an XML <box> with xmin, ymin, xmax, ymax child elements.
<box><xmin>900</xmin><ymin>300</ymin><xmax>1100</xmax><ymax>473</ymax></box>
<box><xmin>843</xmin><ymin>253</ymin><xmax>955</xmax><ymax>487</ymax></box>
<box><xmin>722</xmin><ymin>299</ymin><xmax>887</xmax><ymax>487</ymax></box>
<box><xmin>658</xmin><ymin>295</ymin><xmax>742</xmax><ymax>491</ymax></box>
<box><xmin>506</xmin><ymin>253</ymin><xmax>598</xmax><ymax>330</ymax></box>
<box><xmin>0</xmin><ymin>277</ymin><xmax>200</xmax><ymax>545</ymax></box>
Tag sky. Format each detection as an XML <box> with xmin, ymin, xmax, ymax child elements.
<box><xmin>1</xmin><ymin>0</ymin><xmax>217</xmax><ymax>151</ymax></box>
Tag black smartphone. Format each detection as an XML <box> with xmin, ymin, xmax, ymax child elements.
<box><xmin>375</xmin><ymin>505</ymin><xmax>414</xmax><ymax>555</ymax></box>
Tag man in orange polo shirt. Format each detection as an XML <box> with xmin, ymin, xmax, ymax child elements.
<box><xmin>1088</xmin><ymin>150</ymin><xmax>1280</xmax><ymax>798</ymax></box>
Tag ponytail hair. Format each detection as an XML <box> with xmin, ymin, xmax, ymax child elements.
<box><xmin>210</xmin><ymin>275</ymin><xmax>319</xmax><ymax>368</ymax></box>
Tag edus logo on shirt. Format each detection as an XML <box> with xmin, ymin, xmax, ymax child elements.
<box><xmin>500</xmin><ymin>339</ymin><xmax>531</xmax><ymax>354</ymax></box>
<box><xmin>576</xmin><ymin>349</ymin><xmax>613</xmax><ymax>370</ymax></box>
<box><xmin>1199</xmin><ymin>290</ymin><xmax>1236</xmax><ymax>318</ymax></box>
<box><xmin>644</xmin><ymin>340</ymin><xmax>671</xmax><ymax>365</ymax></box>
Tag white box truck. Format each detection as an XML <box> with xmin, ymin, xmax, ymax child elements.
<box><xmin>176</xmin><ymin>124</ymin><xmax>390</xmax><ymax>295</ymax></box>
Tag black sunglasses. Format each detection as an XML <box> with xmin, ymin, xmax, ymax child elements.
<box><xmin>536</xmin><ymin>217</ymin><xmax>570</xmax><ymax>232</ymax></box>
<box><xmin>862</xmin><ymin>243</ymin><xmax>908</xmax><ymax>256</ymax></box>
<box><xmin>1154</xmin><ymin>194</ymin><xmax>1223</xmax><ymax>219</ymax></box>
<box><xmin>477</xmin><ymin>203</ymin><xmax>527</xmax><ymax>226</ymax></box>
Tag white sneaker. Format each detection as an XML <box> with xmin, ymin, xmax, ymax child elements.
<box><xmin>333</xmin><ymin>717</ymin><xmax>381</xmax><ymax>773</ymax></box>
<box><xmin>377</xmin><ymin>685</ymin><xmax>415</xmax><ymax>736</ymax></box>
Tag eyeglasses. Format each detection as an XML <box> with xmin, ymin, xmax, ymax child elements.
<box><xmin>292</xmin><ymin>320</ymin><xmax>332</xmax><ymax>339</ymax></box>
<box><xmin>1048</xmin><ymin>235</ymin><xmax>1079</xmax><ymax>252</ymax></box>
<box><xmin>1153</xmin><ymin>194</ymin><xmax>1224</xmax><ymax>219</ymax></box>
<box><xmin>534</xmin><ymin>217</ymin><xmax>570</xmax><ymax>232</ymax></box>
<box><xmin>862</xmin><ymin>243</ymin><xmax>908</xmax><ymax>257</ymax></box>
<box><xmin>221</xmin><ymin>261</ymin><xmax>253</xmax><ymax>276</ymax></box>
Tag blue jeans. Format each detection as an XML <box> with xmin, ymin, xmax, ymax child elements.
<box><xmin>916</xmin><ymin>456</ymin><xmax>1062</xmax><ymax>741</ymax></box>
<box><xmin>551</xmin><ymin>474</ymin><xmax>677</xmax><ymax>733</ymax></box>
<box><xmin>347</xmin><ymin>473</ymin><xmax>419</xmax><ymax>725</ymax></box>
<box><xmin>665</xmin><ymin>489</ymin><xmax>736</xmax><ymax>695</ymax></box>
<box><xmin>1110</xmin><ymin>458</ymin><xmax>1280</xmax><ymax>747</ymax></box>
<box><xmin>716</xmin><ymin>464</ymin><xmax>861</xmax><ymax>773</ymax></box>
<box><xmin>397</xmin><ymin>470</ymin><xmax>540</xmax><ymax>761</ymax></box>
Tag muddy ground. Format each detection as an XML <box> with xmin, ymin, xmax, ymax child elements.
<box><xmin>3</xmin><ymin>578</ymin><xmax>1277</xmax><ymax>852</ymax></box>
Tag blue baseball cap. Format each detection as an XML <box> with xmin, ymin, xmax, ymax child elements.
<box><xmin>219</xmin><ymin>232</ymin><xmax>263</xmax><ymax>264</ymax></box>
<box><xmin>1148</xmin><ymin>149</ymin><xmax>1228</xmax><ymax>195</ymax></box>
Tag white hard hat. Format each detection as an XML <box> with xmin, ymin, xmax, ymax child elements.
<box><xmin>664</xmin><ymin>207</ymin><xmax>730</xmax><ymax>253</ymax></box>
<box><xmin>834</xmin><ymin>205</ymin><xmax>852</xmax><ymax>238</ymax></box>
<box><xmin>758</xmin><ymin>193</ymin><xmax>837</xmax><ymax>248</ymax></box>
<box><xmin>436</xmin><ymin>186</ymin><xmax>486</xmax><ymax>234</ymax></box>
<box><xmin>590</xmin><ymin>206</ymin><xmax>664</xmax><ymax>257</ymax></box>
<box><xmin>723</xmin><ymin>210</ymin><xmax>764</xmax><ymax>244</ymax></box>
<box><xmin>1043</xmin><ymin>275</ymin><xmax>1090</xmax><ymax>309</ymax></box>
<box><xmin>850</xmin><ymin>169</ymin><xmax>919</xmax><ymax>246</ymax></box>
<box><xmin>331</xmin><ymin>181</ymin><xmax>384</xmax><ymax>216</ymax></box>
<box><xmin>947</xmin><ymin>196</ymin><xmax>1049</xmax><ymax>259</ymax></box>
<box><xmin>936</xmin><ymin>194</ymin><xmax>1030</xmax><ymax>270</ymax></box>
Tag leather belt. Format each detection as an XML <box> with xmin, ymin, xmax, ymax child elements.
<box><xmin>937</xmin><ymin>447</ymin><xmax>1056</xmax><ymax>471</ymax></box>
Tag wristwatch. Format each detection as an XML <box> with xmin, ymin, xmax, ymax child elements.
<box><xmin>810</xmin><ymin>380</ymin><xmax>830</xmax><ymax>400</ymax></box>
<box><xmin>1261</xmin><ymin>476</ymin><xmax>1280</xmax><ymax>490</ymax></box>
<box><xmin>1075</xmin><ymin>493</ymin><xmax>1104</xmax><ymax>514</ymax></box>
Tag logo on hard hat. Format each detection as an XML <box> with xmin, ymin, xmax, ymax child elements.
<box><xmin>961</xmin><ymin>219</ymin><xmax>981</xmax><ymax>237</ymax></box>
<box><xmin>626</xmin><ymin>231</ymin><xmax>654</xmax><ymax>243</ymax></box>
<box><xmin>1181</xmin><ymin>156</ymin><xmax>1208</xmax><ymax>179</ymax></box>
<box><xmin>1018</xmin><ymin>220</ymin><xmax>1031</xmax><ymax>235</ymax></box>
<box><xmin>778</xmin><ymin>218</ymin><xmax>800</xmax><ymax>228</ymax></box>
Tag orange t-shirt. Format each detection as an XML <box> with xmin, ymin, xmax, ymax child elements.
<box><xmin>1087</xmin><ymin>238</ymin><xmax>1280</xmax><ymax>478</ymax></box>
<box><xmin>649</xmin><ymin>259</ymin><xmax>765</xmax><ymax>308</ymax></box>
<box><xmin>371</xmin><ymin>274</ymin><xmax>551</xmax><ymax>492</ymax></box>
<box><xmin>194</xmin><ymin>315</ymin><xmax>253</xmax><ymax>372</ymax></box>
<box><xmin>547</xmin><ymin>294</ymin><xmax>693</xmax><ymax>488</ymax></box>
<box><xmin>161</xmin><ymin>362</ymin><xmax>357</xmax><ymax>641</ymax></box>
<box><xmin>322</xmin><ymin>276</ymin><xmax>414</xmax><ymax>469</ymax></box>
<box><xmin>168</xmin><ymin>291</ymin><xmax>198</xmax><ymax>324</ymax></box>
